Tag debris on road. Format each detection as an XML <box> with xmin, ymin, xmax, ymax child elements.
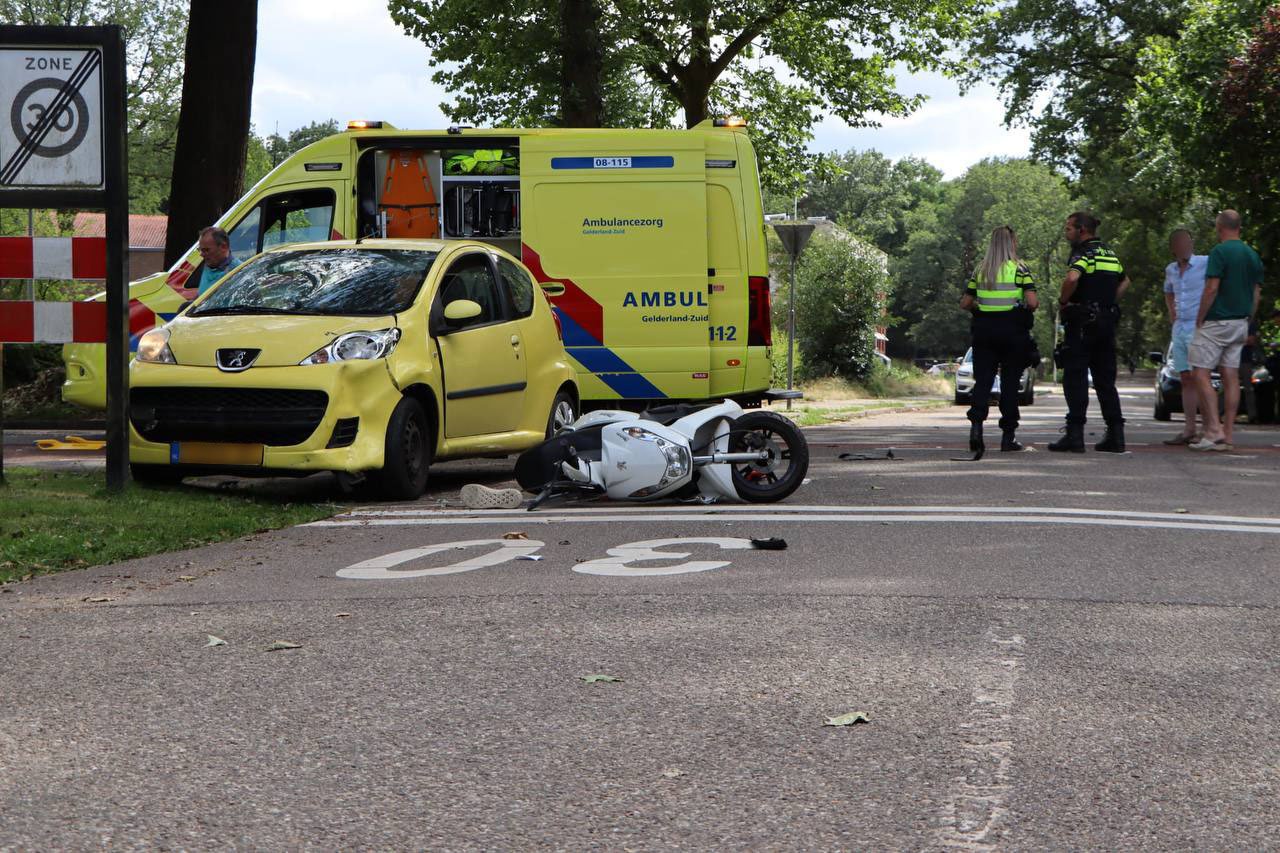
<box><xmin>515</xmin><ymin>555</ymin><xmax>544</xmax><ymax>561</ymax></box>
<box><xmin>503</xmin><ymin>531</ymin><xmax>530</xmax><ymax>540</ymax></box>
<box><xmin>83</xmin><ymin>596</ymin><xmax>114</xmax><ymax>603</ymax></box>
<box><xmin>334</xmin><ymin>612</ymin><xmax>351</xmax><ymax>618</ymax></box>
<box><xmin>205</xmin><ymin>635</ymin><xmax>227</xmax><ymax>648</ymax></box>
<box><xmin>661</xmin><ymin>768</ymin><xmax>686</xmax><ymax>779</ymax></box>
<box><xmin>823</xmin><ymin>711</ymin><xmax>871</xmax><ymax>727</ymax></box>
<box><xmin>581</xmin><ymin>674</ymin><xmax>622</xmax><ymax>683</ymax></box>
<box><xmin>177</xmin><ymin>575</ymin><xmax>196</xmax><ymax>582</ymax></box>
<box><xmin>267</xmin><ymin>641</ymin><xmax>303</xmax><ymax>651</ymax></box>
<box><xmin>750</xmin><ymin>537</ymin><xmax>787</xmax><ymax>550</ymax></box>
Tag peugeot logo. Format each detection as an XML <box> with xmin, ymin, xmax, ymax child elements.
<box><xmin>216</xmin><ymin>348</ymin><xmax>261</xmax><ymax>372</ymax></box>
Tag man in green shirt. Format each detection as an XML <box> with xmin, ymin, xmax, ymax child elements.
<box><xmin>1188</xmin><ymin>210</ymin><xmax>1265</xmax><ymax>451</ymax></box>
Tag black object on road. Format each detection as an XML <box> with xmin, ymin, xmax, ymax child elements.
<box><xmin>750</xmin><ymin>537</ymin><xmax>788</xmax><ymax>550</ymax></box>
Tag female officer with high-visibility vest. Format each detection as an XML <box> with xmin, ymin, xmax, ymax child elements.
<box><xmin>959</xmin><ymin>226</ymin><xmax>1039</xmax><ymax>456</ymax></box>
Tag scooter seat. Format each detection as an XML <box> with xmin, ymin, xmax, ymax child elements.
<box><xmin>639</xmin><ymin>402</ymin><xmax>717</xmax><ymax>426</ymax></box>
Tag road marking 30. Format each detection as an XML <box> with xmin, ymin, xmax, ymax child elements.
<box><xmin>336</xmin><ymin>539</ymin><xmax>544</xmax><ymax>580</ymax></box>
<box><xmin>573</xmin><ymin>537</ymin><xmax>754</xmax><ymax>576</ymax></box>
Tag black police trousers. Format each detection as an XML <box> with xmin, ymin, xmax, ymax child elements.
<box><xmin>967</xmin><ymin>313</ymin><xmax>1028</xmax><ymax>431</ymax></box>
<box><xmin>1061</xmin><ymin>308</ymin><xmax>1123</xmax><ymax>427</ymax></box>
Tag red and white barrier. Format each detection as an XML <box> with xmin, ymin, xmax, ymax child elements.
<box><xmin>0</xmin><ymin>236</ymin><xmax>106</xmax><ymax>280</ymax></box>
<box><xmin>0</xmin><ymin>301</ymin><xmax>108</xmax><ymax>344</ymax></box>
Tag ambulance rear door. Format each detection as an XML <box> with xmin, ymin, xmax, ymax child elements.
<box><xmin>519</xmin><ymin>132</ymin><xmax>710</xmax><ymax>402</ymax></box>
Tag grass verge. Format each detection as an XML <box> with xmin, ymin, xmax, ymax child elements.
<box><xmin>780</xmin><ymin>399</ymin><xmax>950</xmax><ymax>427</ymax></box>
<box><xmin>0</xmin><ymin>467</ymin><xmax>341</xmax><ymax>584</ymax></box>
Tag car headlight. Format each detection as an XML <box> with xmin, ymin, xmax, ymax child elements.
<box><xmin>136</xmin><ymin>328</ymin><xmax>176</xmax><ymax>364</ymax></box>
<box><xmin>300</xmin><ymin>328</ymin><xmax>401</xmax><ymax>365</ymax></box>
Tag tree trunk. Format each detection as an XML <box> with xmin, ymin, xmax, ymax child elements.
<box><xmin>163</xmin><ymin>0</ymin><xmax>259</xmax><ymax>267</ymax></box>
<box><xmin>559</xmin><ymin>0</ymin><xmax>605</xmax><ymax>127</ymax></box>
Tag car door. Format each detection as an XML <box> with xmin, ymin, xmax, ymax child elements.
<box><xmin>433</xmin><ymin>251</ymin><xmax>528</xmax><ymax>438</ymax></box>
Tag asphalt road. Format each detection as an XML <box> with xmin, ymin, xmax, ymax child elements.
<box><xmin>3</xmin><ymin>382</ymin><xmax>1280</xmax><ymax>850</ymax></box>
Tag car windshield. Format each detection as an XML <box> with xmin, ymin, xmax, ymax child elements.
<box><xmin>191</xmin><ymin>248</ymin><xmax>436</xmax><ymax>317</ymax></box>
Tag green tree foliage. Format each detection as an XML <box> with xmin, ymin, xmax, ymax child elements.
<box><xmin>775</xmin><ymin>231</ymin><xmax>889</xmax><ymax>380</ymax></box>
<box><xmin>388</xmin><ymin>0</ymin><xmax>982</xmax><ymax>192</ymax></box>
<box><xmin>795</xmin><ymin>151</ymin><xmax>943</xmax><ymax>254</ymax></box>
<box><xmin>0</xmin><ymin>0</ymin><xmax>188</xmax><ymax>213</ymax></box>
<box><xmin>1132</xmin><ymin>1</ymin><xmax>1279</xmax><ymax>286</ymax></box>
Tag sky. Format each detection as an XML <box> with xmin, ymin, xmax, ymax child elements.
<box><xmin>252</xmin><ymin>0</ymin><xmax>1032</xmax><ymax>179</ymax></box>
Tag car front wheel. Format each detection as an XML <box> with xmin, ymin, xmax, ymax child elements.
<box><xmin>375</xmin><ymin>397</ymin><xmax>432</xmax><ymax>500</ymax></box>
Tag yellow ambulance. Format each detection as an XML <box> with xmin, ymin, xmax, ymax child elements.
<box><xmin>65</xmin><ymin>119</ymin><xmax>787</xmax><ymax>409</ymax></box>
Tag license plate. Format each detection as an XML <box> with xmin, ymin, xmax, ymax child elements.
<box><xmin>171</xmin><ymin>442</ymin><xmax>264</xmax><ymax>466</ymax></box>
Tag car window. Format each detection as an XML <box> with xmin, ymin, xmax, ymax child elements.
<box><xmin>262</xmin><ymin>190</ymin><xmax>335</xmax><ymax>250</ymax></box>
<box><xmin>437</xmin><ymin>254</ymin><xmax>503</xmax><ymax>327</ymax></box>
<box><xmin>190</xmin><ymin>248</ymin><xmax>436</xmax><ymax>317</ymax></box>
<box><xmin>226</xmin><ymin>206</ymin><xmax>260</xmax><ymax>261</ymax></box>
<box><xmin>496</xmin><ymin>256</ymin><xmax>535</xmax><ymax>318</ymax></box>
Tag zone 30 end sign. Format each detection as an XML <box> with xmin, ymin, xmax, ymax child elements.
<box><xmin>0</xmin><ymin>45</ymin><xmax>104</xmax><ymax>189</ymax></box>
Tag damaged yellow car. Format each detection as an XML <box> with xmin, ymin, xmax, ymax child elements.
<box><xmin>128</xmin><ymin>239</ymin><xmax>579</xmax><ymax>499</ymax></box>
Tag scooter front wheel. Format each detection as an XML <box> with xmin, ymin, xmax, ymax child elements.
<box><xmin>728</xmin><ymin>411</ymin><xmax>809</xmax><ymax>503</ymax></box>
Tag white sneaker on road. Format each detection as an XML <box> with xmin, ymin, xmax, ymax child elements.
<box><xmin>461</xmin><ymin>483</ymin><xmax>524</xmax><ymax>509</ymax></box>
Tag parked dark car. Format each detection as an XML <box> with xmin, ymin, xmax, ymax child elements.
<box><xmin>1150</xmin><ymin>348</ymin><xmax>1221</xmax><ymax>421</ymax></box>
<box><xmin>1148</xmin><ymin>346</ymin><xmax>1275</xmax><ymax>423</ymax></box>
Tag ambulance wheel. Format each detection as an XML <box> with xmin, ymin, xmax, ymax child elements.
<box><xmin>729</xmin><ymin>411</ymin><xmax>809</xmax><ymax>503</ymax></box>
<box><xmin>547</xmin><ymin>389</ymin><xmax>577</xmax><ymax>437</ymax></box>
<box><xmin>130</xmin><ymin>464</ymin><xmax>186</xmax><ymax>486</ymax></box>
<box><xmin>376</xmin><ymin>397</ymin><xmax>431</xmax><ymax>500</ymax></box>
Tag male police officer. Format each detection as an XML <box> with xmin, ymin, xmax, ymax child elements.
<box><xmin>1049</xmin><ymin>212</ymin><xmax>1131</xmax><ymax>453</ymax></box>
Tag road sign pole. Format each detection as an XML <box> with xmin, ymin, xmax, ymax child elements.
<box><xmin>771</xmin><ymin>222</ymin><xmax>815</xmax><ymax>412</ymax></box>
<box><xmin>101</xmin><ymin>26</ymin><xmax>127</xmax><ymax>492</ymax></box>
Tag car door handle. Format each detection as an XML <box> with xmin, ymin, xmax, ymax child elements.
<box><xmin>510</xmin><ymin>335</ymin><xmax>521</xmax><ymax>347</ymax></box>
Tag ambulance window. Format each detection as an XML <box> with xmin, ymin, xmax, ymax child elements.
<box><xmin>496</xmin><ymin>257</ymin><xmax>534</xmax><ymax>318</ymax></box>
<box><xmin>437</xmin><ymin>253</ymin><xmax>502</xmax><ymax>327</ymax></box>
<box><xmin>262</xmin><ymin>189</ymin><xmax>335</xmax><ymax>250</ymax></box>
<box><xmin>226</xmin><ymin>207</ymin><xmax>260</xmax><ymax>261</ymax></box>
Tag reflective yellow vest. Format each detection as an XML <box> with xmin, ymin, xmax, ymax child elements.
<box><xmin>968</xmin><ymin>261</ymin><xmax>1034</xmax><ymax>313</ymax></box>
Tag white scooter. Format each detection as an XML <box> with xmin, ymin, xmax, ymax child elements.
<box><xmin>514</xmin><ymin>400</ymin><xmax>809</xmax><ymax>508</ymax></box>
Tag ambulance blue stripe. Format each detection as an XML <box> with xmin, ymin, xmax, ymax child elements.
<box><xmin>565</xmin><ymin>348</ymin><xmax>667</xmax><ymax>399</ymax></box>
<box><xmin>599</xmin><ymin>372</ymin><xmax>666</xmax><ymax>399</ymax></box>
<box><xmin>554</xmin><ymin>308</ymin><xmax>601</xmax><ymax>348</ymax></box>
<box><xmin>566</xmin><ymin>346</ymin><xmax>631</xmax><ymax>374</ymax></box>
<box><xmin>551</xmin><ymin>156</ymin><xmax>675</xmax><ymax>170</ymax></box>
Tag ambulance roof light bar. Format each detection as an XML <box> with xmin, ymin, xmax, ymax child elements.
<box><xmin>347</xmin><ymin>120</ymin><xmax>388</xmax><ymax>130</ymax></box>
<box><xmin>713</xmin><ymin>116</ymin><xmax>747</xmax><ymax>127</ymax></box>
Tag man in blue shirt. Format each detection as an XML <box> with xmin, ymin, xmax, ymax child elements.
<box><xmin>1161</xmin><ymin>228</ymin><xmax>1208</xmax><ymax>444</ymax></box>
<box><xmin>196</xmin><ymin>226</ymin><xmax>239</xmax><ymax>296</ymax></box>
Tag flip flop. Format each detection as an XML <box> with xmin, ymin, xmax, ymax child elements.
<box><xmin>1189</xmin><ymin>438</ymin><xmax>1232</xmax><ymax>452</ymax></box>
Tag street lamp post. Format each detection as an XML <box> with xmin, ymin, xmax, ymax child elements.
<box><xmin>771</xmin><ymin>222</ymin><xmax>815</xmax><ymax>410</ymax></box>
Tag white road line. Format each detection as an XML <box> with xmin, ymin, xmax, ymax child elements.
<box><xmin>306</xmin><ymin>513</ymin><xmax>1280</xmax><ymax>535</ymax></box>
<box><xmin>330</xmin><ymin>504</ymin><xmax>1280</xmax><ymax>527</ymax></box>
<box><xmin>937</xmin><ymin>628</ymin><xmax>1024</xmax><ymax>850</ymax></box>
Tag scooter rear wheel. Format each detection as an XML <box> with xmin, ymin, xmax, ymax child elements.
<box><xmin>728</xmin><ymin>411</ymin><xmax>809</xmax><ymax>503</ymax></box>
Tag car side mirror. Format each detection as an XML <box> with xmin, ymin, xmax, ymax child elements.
<box><xmin>443</xmin><ymin>299</ymin><xmax>483</xmax><ymax>323</ymax></box>
<box><xmin>1148</xmin><ymin>351</ymin><xmax>1164</xmax><ymax>365</ymax></box>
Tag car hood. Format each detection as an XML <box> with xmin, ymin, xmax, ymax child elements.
<box><xmin>163</xmin><ymin>313</ymin><xmax>399</xmax><ymax>367</ymax></box>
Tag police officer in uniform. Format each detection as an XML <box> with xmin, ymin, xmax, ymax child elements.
<box><xmin>960</xmin><ymin>226</ymin><xmax>1039</xmax><ymax>455</ymax></box>
<box><xmin>1049</xmin><ymin>212</ymin><xmax>1130</xmax><ymax>453</ymax></box>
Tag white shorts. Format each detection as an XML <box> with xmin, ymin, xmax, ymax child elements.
<box><xmin>1189</xmin><ymin>319</ymin><xmax>1248</xmax><ymax>370</ymax></box>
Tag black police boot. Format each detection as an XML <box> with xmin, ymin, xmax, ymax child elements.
<box><xmin>1048</xmin><ymin>424</ymin><xmax>1086</xmax><ymax>453</ymax></box>
<box><xmin>1095</xmin><ymin>422</ymin><xmax>1126</xmax><ymax>453</ymax></box>
<box><xmin>1001</xmin><ymin>430</ymin><xmax>1024</xmax><ymax>452</ymax></box>
<box><xmin>969</xmin><ymin>422</ymin><xmax>985</xmax><ymax>454</ymax></box>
